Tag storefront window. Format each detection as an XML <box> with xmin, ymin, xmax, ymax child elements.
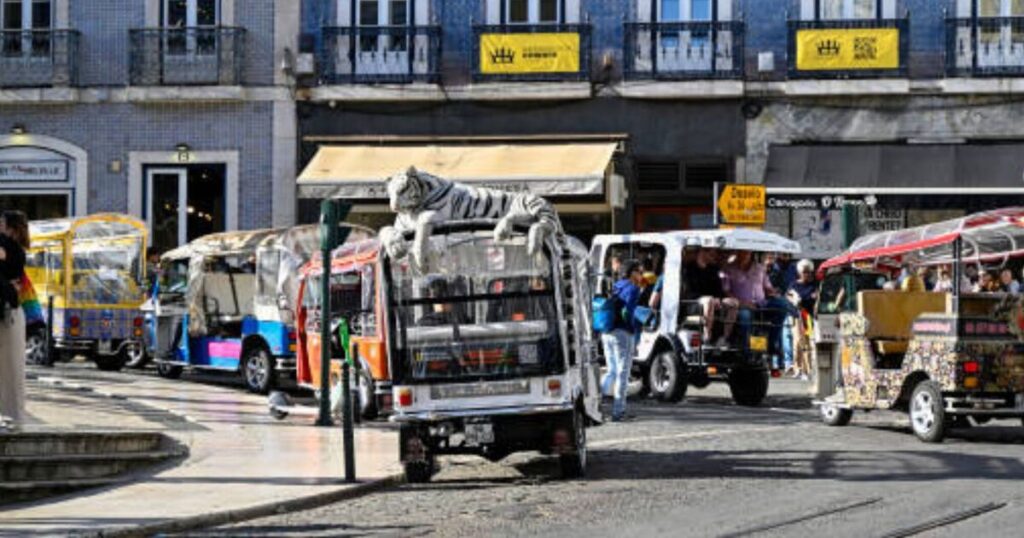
<box><xmin>0</xmin><ymin>194</ymin><xmax>67</xmax><ymax>220</ymax></box>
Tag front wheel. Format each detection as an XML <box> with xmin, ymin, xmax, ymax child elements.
<box><xmin>242</xmin><ymin>346</ymin><xmax>275</xmax><ymax>394</ymax></box>
<box><xmin>94</xmin><ymin>351</ymin><xmax>127</xmax><ymax>372</ymax></box>
<box><xmin>124</xmin><ymin>341</ymin><xmax>149</xmax><ymax>369</ymax></box>
<box><xmin>25</xmin><ymin>328</ymin><xmax>51</xmax><ymax>366</ymax></box>
<box><xmin>728</xmin><ymin>368</ymin><xmax>770</xmax><ymax>407</ymax></box>
<box><xmin>559</xmin><ymin>407</ymin><xmax>587</xmax><ymax>479</ymax></box>
<box><xmin>356</xmin><ymin>367</ymin><xmax>379</xmax><ymax>421</ymax></box>
<box><xmin>648</xmin><ymin>351</ymin><xmax>687</xmax><ymax>403</ymax></box>
<box><xmin>820</xmin><ymin>403</ymin><xmax>853</xmax><ymax>426</ymax></box>
<box><xmin>909</xmin><ymin>381</ymin><xmax>946</xmax><ymax>443</ymax></box>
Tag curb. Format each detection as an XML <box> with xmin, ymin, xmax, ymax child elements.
<box><xmin>89</xmin><ymin>473</ymin><xmax>405</xmax><ymax>538</ymax></box>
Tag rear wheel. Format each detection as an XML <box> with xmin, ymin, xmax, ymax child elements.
<box><xmin>647</xmin><ymin>351</ymin><xmax>687</xmax><ymax>403</ymax></box>
<box><xmin>356</xmin><ymin>367</ymin><xmax>379</xmax><ymax>421</ymax></box>
<box><xmin>820</xmin><ymin>403</ymin><xmax>853</xmax><ymax>426</ymax></box>
<box><xmin>242</xmin><ymin>345</ymin><xmax>275</xmax><ymax>394</ymax></box>
<box><xmin>909</xmin><ymin>381</ymin><xmax>946</xmax><ymax>443</ymax></box>
<box><xmin>728</xmin><ymin>368</ymin><xmax>770</xmax><ymax>407</ymax></box>
<box><xmin>94</xmin><ymin>350</ymin><xmax>127</xmax><ymax>372</ymax></box>
<box><xmin>401</xmin><ymin>427</ymin><xmax>436</xmax><ymax>484</ymax></box>
<box><xmin>559</xmin><ymin>407</ymin><xmax>587</xmax><ymax>479</ymax></box>
<box><xmin>125</xmin><ymin>341</ymin><xmax>149</xmax><ymax>369</ymax></box>
<box><xmin>156</xmin><ymin>362</ymin><xmax>184</xmax><ymax>379</ymax></box>
<box><xmin>25</xmin><ymin>327</ymin><xmax>51</xmax><ymax>366</ymax></box>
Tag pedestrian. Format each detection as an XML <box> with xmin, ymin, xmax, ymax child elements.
<box><xmin>600</xmin><ymin>259</ymin><xmax>643</xmax><ymax>422</ymax></box>
<box><xmin>0</xmin><ymin>210</ymin><xmax>30</xmax><ymax>430</ymax></box>
<box><xmin>999</xmin><ymin>268</ymin><xmax>1020</xmax><ymax>294</ymax></box>
<box><xmin>785</xmin><ymin>259</ymin><xmax>817</xmax><ymax>380</ymax></box>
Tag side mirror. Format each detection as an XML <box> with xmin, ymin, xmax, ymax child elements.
<box><xmin>204</xmin><ymin>296</ymin><xmax>221</xmax><ymax>314</ymax></box>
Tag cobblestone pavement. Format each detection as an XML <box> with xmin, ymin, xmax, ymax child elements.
<box><xmin>175</xmin><ymin>379</ymin><xmax>1024</xmax><ymax>538</ymax></box>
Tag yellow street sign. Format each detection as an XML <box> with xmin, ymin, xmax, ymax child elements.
<box><xmin>717</xmin><ymin>184</ymin><xmax>766</xmax><ymax>226</ymax></box>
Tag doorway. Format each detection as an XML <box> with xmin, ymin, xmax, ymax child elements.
<box><xmin>146</xmin><ymin>163</ymin><xmax>226</xmax><ymax>253</ymax></box>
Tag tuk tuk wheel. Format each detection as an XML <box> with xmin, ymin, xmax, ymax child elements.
<box><xmin>728</xmin><ymin>368</ymin><xmax>770</xmax><ymax>407</ymax></box>
<box><xmin>648</xmin><ymin>351</ymin><xmax>688</xmax><ymax>403</ymax></box>
<box><xmin>560</xmin><ymin>406</ymin><xmax>588</xmax><ymax>479</ymax></box>
<box><xmin>356</xmin><ymin>368</ymin><xmax>379</xmax><ymax>421</ymax></box>
<box><xmin>819</xmin><ymin>404</ymin><xmax>853</xmax><ymax>427</ymax></box>
<box><xmin>156</xmin><ymin>362</ymin><xmax>184</xmax><ymax>379</ymax></box>
<box><xmin>242</xmin><ymin>346</ymin><xmax>275</xmax><ymax>395</ymax></box>
<box><xmin>909</xmin><ymin>381</ymin><xmax>946</xmax><ymax>443</ymax></box>
<box><xmin>94</xmin><ymin>352</ymin><xmax>127</xmax><ymax>372</ymax></box>
<box><xmin>125</xmin><ymin>342</ymin><xmax>149</xmax><ymax>369</ymax></box>
<box><xmin>25</xmin><ymin>327</ymin><xmax>51</xmax><ymax>367</ymax></box>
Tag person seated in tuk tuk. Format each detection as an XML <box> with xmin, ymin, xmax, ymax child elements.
<box><xmin>683</xmin><ymin>248</ymin><xmax>736</xmax><ymax>346</ymax></box>
<box><xmin>999</xmin><ymin>268</ymin><xmax>1020</xmax><ymax>294</ymax></box>
<box><xmin>899</xmin><ymin>266</ymin><xmax>928</xmax><ymax>292</ymax></box>
<box><xmin>722</xmin><ymin>250</ymin><xmax>787</xmax><ymax>353</ymax></box>
<box><xmin>417</xmin><ymin>278</ymin><xmax>459</xmax><ymax>327</ymax></box>
<box><xmin>975</xmin><ymin>270</ymin><xmax>1002</xmax><ymax>293</ymax></box>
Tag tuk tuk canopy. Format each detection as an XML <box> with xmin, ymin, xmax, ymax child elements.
<box><xmin>819</xmin><ymin>207</ymin><xmax>1024</xmax><ymax>276</ymax></box>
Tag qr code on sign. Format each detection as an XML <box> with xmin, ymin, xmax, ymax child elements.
<box><xmin>853</xmin><ymin>37</ymin><xmax>878</xmax><ymax>60</ymax></box>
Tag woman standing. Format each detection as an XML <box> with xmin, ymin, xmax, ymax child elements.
<box><xmin>0</xmin><ymin>210</ymin><xmax>29</xmax><ymax>429</ymax></box>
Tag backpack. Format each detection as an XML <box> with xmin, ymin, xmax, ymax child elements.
<box><xmin>591</xmin><ymin>295</ymin><xmax>621</xmax><ymax>333</ymax></box>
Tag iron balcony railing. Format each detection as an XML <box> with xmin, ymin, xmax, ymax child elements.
<box><xmin>787</xmin><ymin>18</ymin><xmax>909</xmax><ymax>78</ymax></box>
<box><xmin>0</xmin><ymin>30</ymin><xmax>79</xmax><ymax>88</ymax></box>
<box><xmin>947</xmin><ymin>17</ymin><xmax>1024</xmax><ymax>76</ymax></box>
<box><xmin>129</xmin><ymin>26</ymin><xmax>246</xmax><ymax>86</ymax></box>
<box><xmin>624</xmin><ymin>20</ymin><xmax>744</xmax><ymax>80</ymax></box>
<box><xmin>471</xmin><ymin>23</ymin><xmax>592</xmax><ymax>82</ymax></box>
<box><xmin>319</xmin><ymin>25</ymin><xmax>441</xmax><ymax>84</ymax></box>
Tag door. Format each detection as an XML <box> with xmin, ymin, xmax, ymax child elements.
<box><xmin>162</xmin><ymin>0</ymin><xmax>219</xmax><ymax>82</ymax></box>
<box><xmin>356</xmin><ymin>0</ymin><xmax>409</xmax><ymax>75</ymax></box>
<box><xmin>658</xmin><ymin>0</ymin><xmax>712</xmax><ymax>71</ymax></box>
<box><xmin>147</xmin><ymin>168</ymin><xmax>187</xmax><ymax>253</ymax></box>
<box><xmin>1</xmin><ymin>0</ymin><xmax>51</xmax><ymax>81</ymax></box>
<box><xmin>506</xmin><ymin>0</ymin><xmax>559</xmax><ymax>23</ymax></box>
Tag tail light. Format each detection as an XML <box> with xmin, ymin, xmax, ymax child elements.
<box><xmin>287</xmin><ymin>330</ymin><xmax>297</xmax><ymax>341</ymax></box>
<box><xmin>69</xmin><ymin>315</ymin><xmax>81</xmax><ymax>336</ymax></box>
<box><xmin>689</xmin><ymin>333</ymin><xmax>702</xmax><ymax>348</ymax></box>
<box><xmin>396</xmin><ymin>387</ymin><xmax>413</xmax><ymax>407</ymax></box>
<box><xmin>707</xmin><ymin>366</ymin><xmax>718</xmax><ymax>376</ymax></box>
<box><xmin>962</xmin><ymin>361</ymin><xmax>980</xmax><ymax>374</ymax></box>
<box><xmin>133</xmin><ymin>317</ymin><xmax>143</xmax><ymax>327</ymax></box>
<box><xmin>547</xmin><ymin>378</ymin><xmax>562</xmax><ymax>397</ymax></box>
<box><xmin>771</xmin><ymin>369</ymin><xmax>782</xmax><ymax>378</ymax></box>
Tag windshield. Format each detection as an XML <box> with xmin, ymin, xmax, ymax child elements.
<box><xmin>69</xmin><ymin>237</ymin><xmax>145</xmax><ymax>306</ymax></box>
<box><xmin>160</xmin><ymin>259</ymin><xmax>190</xmax><ymax>296</ymax></box>
<box><xmin>387</xmin><ymin>230</ymin><xmax>564</xmax><ymax>384</ymax></box>
<box><xmin>817</xmin><ymin>272</ymin><xmax>888</xmax><ymax>314</ymax></box>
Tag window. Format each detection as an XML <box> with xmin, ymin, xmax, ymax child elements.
<box><xmin>505</xmin><ymin>0</ymin><xmax>559</xmax><ymax>24</ymax></box>
<box><xmin>162</xmin><ymin>0</ymin><xmax>219</xmax><ymax>56</ymax></box>
<box><xmin>1</xmin><ymin>0</ymin><xmax>51</xmax><ymax>56</ymax></box>
<box><xmin>976</xmin><ymin>0</ymin><xmax>1024</xmax><ymax>61</ymax></box>
<box><xmin>806</xmin><ymin>0</ymin><xmax>880</xmax><ymax>20</ymax></box>
<box><xmin>356</xmin><ymin>0</ymin><xmax>410</xmax><ymax>54</ymax></box>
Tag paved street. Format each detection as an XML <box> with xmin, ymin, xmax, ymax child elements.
<box><xmin>148</xmin><ymin>378</ymin><xmax>1024</xmax><ymax>538</ymax></box>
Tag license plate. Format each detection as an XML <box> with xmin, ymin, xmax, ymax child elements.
<box><xmin>98</xmin><ymin>340</ymin><xmax>112</xmax><ymax>354</ymax></box>
<box><xmin>464</xmin><ymin>422</ymin><xmax>494</xmax><ymax>446</ymax></box>
<box><xmin>749</xmin><ymin>336</ymin><xmax>768</xmax><ymax>352</ymax></box>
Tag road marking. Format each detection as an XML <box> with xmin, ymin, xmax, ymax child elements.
<box><xmin>717</xmin><ymin>497</ymin><xmax>882</xmax><ymax>538</ymax></box>
<box><xmin>590</xmin><ymin>426</ymin><xmax>792</xmax><ymax>448</ymax></box>
<box><xmin>880</xmin><ymin>502</ymin><xmax>1007</xmax><ymax>538</ymax></box>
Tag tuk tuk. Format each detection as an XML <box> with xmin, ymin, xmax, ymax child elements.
<box><xmin>294</xmin><ymin>237</ymin><xmax>389</xmax><ymax>420</ymax></box>
<box><xmin>385</xmin><ymin>220</ymin><xmax>602</xmax><ymax>482</ymax></box>
<box><xmin>590</xmin><ymin>229</ymin><xmax>801</xmax><ymax>406</ymax></box>
<box><xmin>25</xmin><ymin>214</ymin><xmax>147</xmax><ymax>371</ymax></box>
<box><xmin>817</xmin><ymin>207</ymin><xmax>1024</xmax><ymax>442</ymax></box>
<box><xmin>148</xmin><ymin>226</ymin><xmax>325</xmax><ymax>393</ymax></box>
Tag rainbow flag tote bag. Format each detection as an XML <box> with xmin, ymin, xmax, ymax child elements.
<box><xmin>18</xmin><ymin>273</ymin><xmax>44</xmax><ymax>326</ymax></box>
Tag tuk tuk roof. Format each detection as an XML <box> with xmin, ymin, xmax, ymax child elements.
<box><xmin>29</xmin><ymin>213</ymin><xmax>146</xmax><ymax>242</ymax></box>
<box><xmin>160</xmin><ymin>228</ymin><xmax>282</xmax><ymax>261</ymax></box>
<box><xmin>593</xmin><ymin>228</ymin><xmax>801</xmax><ymax>254</ymax></box>
<box><xmin>818</xmin><ymin>207</ymin><xmax>1024</xmax><ymax>275</ymax></box>
<box><xmin>302</xmin><ymin>237</ymin><xmax>381</xmax><ymax>276</ymax></box>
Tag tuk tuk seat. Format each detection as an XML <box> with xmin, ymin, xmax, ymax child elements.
<box><xmin>857</xmin><ymin>291</ymin><xmax>947</xmax><ymax>360</ymax></box>
<box><xmin>202</xmin><ymin>273</ymin><xmax>256</xmax><ymax>322</ymax></box>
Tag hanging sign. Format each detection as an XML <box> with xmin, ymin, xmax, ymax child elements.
<box><xmin>0</xmin><ymin>160</ymin><xmax>68</xmax><ymax>182</ymax></box>
<box><xmin>796</xmin><ymin>27</ymin><xmax>900</xmax><ymax>71</ymax></box>
<box><xmin>479</xmin><ymin>32</ymin><xmax>580</xmax><ymax>74</ymax></box>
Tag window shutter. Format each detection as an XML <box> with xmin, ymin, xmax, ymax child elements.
<box><xmin>684</xmin><ymin>162</ymin><xmax>728</xmax><ymax>189</ymax></box>
<box><xmin>637</xmin><ymin>162</ymin><xmax>682</xmax><ymax>191</ymax></box>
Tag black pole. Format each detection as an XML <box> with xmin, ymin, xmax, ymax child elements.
<box><xmin>45</xmin><ymin>295</ymin><xmax>54</xmax><ymax>366</ymax></box>
<box><xmin>952</xmin><ymin>236</ymin><xmax>962</xmax><ymax>316</ymax></box>
<box><xmin>351</xmin><ymin>342</ymin><xmax>362</xmax><ymax>426</ymax></box>
<box><xmin>316</xmin><ymin>199</ymin><xmax>339</xmax><ymax>427</ymax></box>
<box><xmin>342</xmin><ymin>343</ymin><xmax>357</xmax><ymax>482</ymax></box>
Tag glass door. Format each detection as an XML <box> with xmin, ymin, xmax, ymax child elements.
<box><xmin>356</xmin><ymin>0</ymin><xmax>409</xmax><ymax>75</ymax></box>
<box><xmin>147</xmin><ymin>168</ymin><xmax>188</xmax><ymax>253</ymax></box>
<box><xmin>162</xmin><ymin>0</ymin><xmax>219</xmax><ymax>82</ymax></box>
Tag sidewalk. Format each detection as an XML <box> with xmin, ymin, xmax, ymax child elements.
<box><xmin>0</xmin><ymin>366</ymin><xmax>400</xmax><ymax>537</ymax></box>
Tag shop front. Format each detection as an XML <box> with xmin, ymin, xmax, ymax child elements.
<box><xmin>296</xmin><ymin>142</ymin><xmax>625</xmax><ymax>244</ymax></box>
<box><xmin>0</xmin><ymin>135</ymin><xmax>87</xmax><ymax>220</ymax></box>
<box><xmin>763</xmin><ymin>143</ymin><xmax>1024</xmax><ymax>259</ymax></box>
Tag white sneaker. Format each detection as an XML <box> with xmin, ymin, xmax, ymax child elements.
<box><xmin>798</xmin><ymin>374</ymin><xmax>809</xmax><ymax>381</ymax></box>
<box><xmin>715</xmin><ymin>337</ymin><xmax>730</xmax><ymax>348</ymax></box>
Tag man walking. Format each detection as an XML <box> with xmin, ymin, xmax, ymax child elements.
<box><xmin>600</xmin><ymin>260</ymin><xmax>643</xmax><ymax>422</ymax></box>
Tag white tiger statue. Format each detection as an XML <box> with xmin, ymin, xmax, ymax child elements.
<box><xmin>379</xmin><ymin>167</ymin><xmax>562</xmax><ymax>268</ymax></box>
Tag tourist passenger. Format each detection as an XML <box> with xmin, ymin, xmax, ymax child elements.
<box><xmin>999</xmin><ymin>268</ymin><xmax>1020</xmax><ymax>294</ymax></box>
<box><xmin>900</xmin><ymin>266</ymin><xmax>927</xmax><ymax>292</ymax></box>
<box><xmin>722</xmin><ymin>250</ymin><xmax>787</xmax><ymax>355</ymax></box>
<box><xmin>975</xmin><ymin>270</ymin><xmax>1001</xmax><ymax>293</ymax></box>
<box><xmin>683</xmin><ymin>248</ymin><xmax>736</xmax><ymax>346</ymax></box>
<box><xmin>600</xmin><ymin>260</ymin><xmax>643</xmax><ymax>422</ymax></box>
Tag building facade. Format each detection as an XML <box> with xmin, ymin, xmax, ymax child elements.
<box><xmin>0</xmin><ymin>0</ymin><xmax>299</xmax><ymax>253</ymax></box>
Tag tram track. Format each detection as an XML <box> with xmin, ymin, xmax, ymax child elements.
<box><xmin>716</xmin><ymin>497</ymin><xmax>883</xmax><ymax>538</ymax></box>
<box><xmin>879</xmin><ymin>502</ymin><xmax>1007</xmax><ymax>538</ymax></box>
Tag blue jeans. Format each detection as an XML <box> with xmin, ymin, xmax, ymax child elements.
<box><xmin>781</xmin><ymin>321</ymin><xmax>794</xmax><ymax>370</ymax></box>
<box><xmin>600</xmin><ymin>329</ymin><xmax>634</xmax><ymax>419</ymax></box>
<box><xmin>737</xmin><ymin>297</ymin><xmax>789</xmax><ymax>358</ymax></box>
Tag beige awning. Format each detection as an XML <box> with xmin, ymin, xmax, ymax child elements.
<box><xmin>297</xmin><ymin>143</ymin><xmax>617</xmax><ymax>200</ymax></box>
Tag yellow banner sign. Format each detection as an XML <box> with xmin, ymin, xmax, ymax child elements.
<box><xmin>479</xmin><ymin>33</ymin><xmax>580</xmax><ymax>74</ymax></box>
<box><xmin>796</xmin><ymin>27</ymin><xmax>900</xmax><ymax>71</ymax></box>
<box><xmin>717</xmin><ymin>184</ymin><xmax>766</xmax><ymax>226</ymax></box>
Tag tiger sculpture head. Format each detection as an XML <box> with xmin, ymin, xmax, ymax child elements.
<box><xmin>386</xmin><ymin>166</ymin><xmax>428</xmax><ymax>213</ymax></box>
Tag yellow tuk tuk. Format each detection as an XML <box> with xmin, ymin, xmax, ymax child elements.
<box><xmin>26</xmin><ymin>213</ymin><xmax>148</xmax><ymax>371</ymax></box>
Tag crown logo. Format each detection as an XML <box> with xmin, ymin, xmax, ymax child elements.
<box><xmin>816</xmin><ymin>39</ymin><xmax>841</xmax><ymax>56</ymax></box>
<box><xmin>489</xmin><ymin>46</ymin><xmax>516</xmax><ymax>65</ymax></box>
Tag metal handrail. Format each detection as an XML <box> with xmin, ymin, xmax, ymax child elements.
<box><xmin>128</xmin><ymin>26</ymin><xmax>246</xmax><ymax>86</ymax></box>
<box><xmin>319</xmin><ymin>25</ymin><xmax>442</xmax><ymax>84</ymax></box>
<box><xmin>946</xmin><ymin>16</ymin><xmax>1024</xmax><ymax>77</ymax></box>
<box><xmin>623</xmin><ymin>20</ymin><xmax>745</xmax><ymax>80</ymax></box>
<box><xmin>0</xmin><ymin>29</ymin><xmax>80</xmax><ymax>88</ymax></box>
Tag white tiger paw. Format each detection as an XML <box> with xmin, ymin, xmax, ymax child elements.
<box><xmin>380</xmin><ymin>227</ymin><xmax>409</xmax><ymax>260</ymax></box>
<box><xmin>494</xmin><ymin>218</ymin><xmax>514</xmax><ymax>243</ymax></box>
<box><xmin>527</xmin><ymin>223</ymin><xmax>552</xmax><ymax>256</ymax></box>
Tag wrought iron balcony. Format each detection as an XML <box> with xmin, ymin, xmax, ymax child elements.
<box><xmin>624</xmin><ymin>21</ymin><xmax>744</xmax><ymax>80</ymax></box>
<box><xmin>319</xmin><ymin>26</ymin><xmax>441</xmax><ymax>84</ymax></box>
<box><xmin>787</xmin><ymin>18</ymin><xmax>909</xmax><ymax>78</ymax></box>
<box><xmin>471</xmin><ymin>24</ymin><xmax>592</xmax><ymax>82</ymax></box>
<box><xmin>0</xmin><ymin>30</ymin><xmax>79</xmax><ymax>88</ymax></box>
<box><xmin>947</xmin><ymin>17</ymin><xmax>1024</xmax><ymax>76</ymax></box>
<box><xmin>129</xmin><ymin>27</ymin><xmax>245</xmax><ymax>86</ymax></box>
